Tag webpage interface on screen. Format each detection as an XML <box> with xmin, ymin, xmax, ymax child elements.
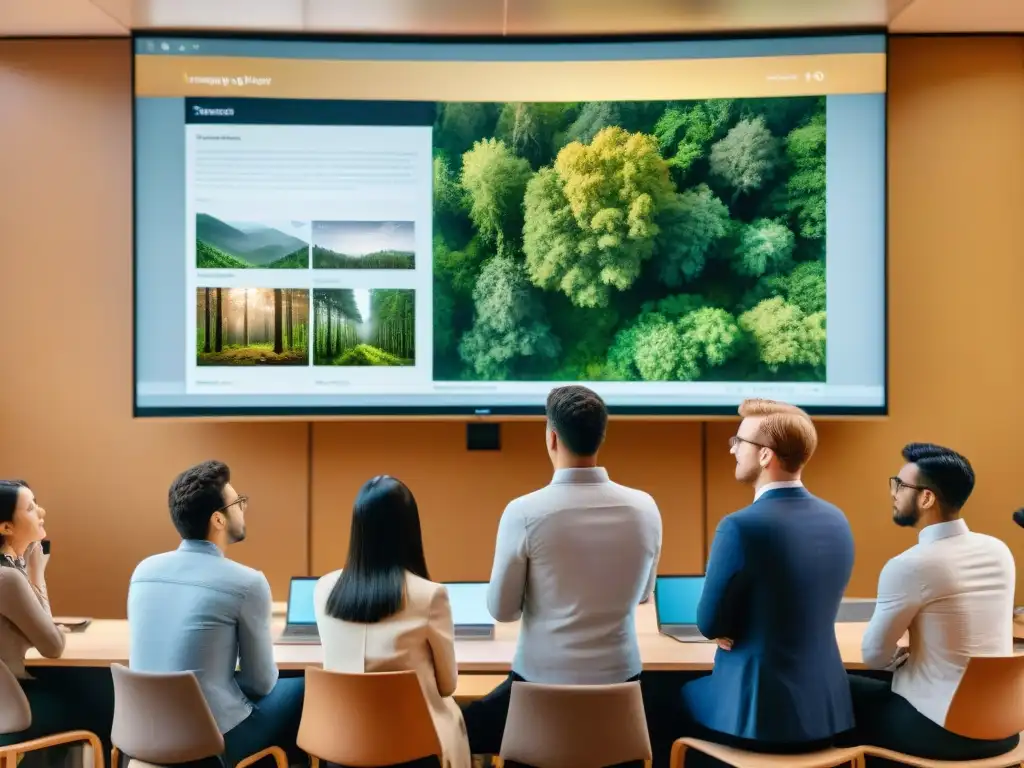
<box><xmin>133</xmin><ymin>35</ymin><xmax>887</xmax><ymax>415</ymax></box>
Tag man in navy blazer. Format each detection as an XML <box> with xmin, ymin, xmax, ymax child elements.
<box><xmin>679</xmin><ymin>399</ymin><xmax>855</xmax><ymax>755</ymax></box>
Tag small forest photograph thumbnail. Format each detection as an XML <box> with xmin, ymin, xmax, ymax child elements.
<box><xmin>312</xmin><ymin>221</ymin><xmax>416</xmax><ymax>270</ymax></box>
<box><xmin>313</xmin><ymin>288</ymin><xmax>415</xmax><ymax>366</ymax></box>
<box><xmin>196</xmin><ymin>214</ymin><xmax>310</xmax><ymax>269</ymax></box>
<box><xmin>196</xmin><ymin>288</ymin><xmax>309</xmax><ymax>366</ymax></box>
<box><xmin>431</xmin><ymin>97</ymin><xmax>827</xmax><ymax>384</ymax></box>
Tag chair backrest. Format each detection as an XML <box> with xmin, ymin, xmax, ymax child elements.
<box><xmin>944</xmin><ymin>655</ymin><xmax>1024</xmax><ymax>740</ymax></box>
<box><xmin>0</xmin><ymin>659</ymin><xmax>31</xmax><ymax>735</ymax></box>
<box><xmin>501</xmin><ymin>681</ymin><xmax>652</xmax><ymax>768</ymax></box>
<box><xmin>110</xmin><ymin>663</ymin><xmax>224</xmax><ymax>763</ymax></box>
<box><xmin>297</xmin><ymin>667</ymin><xmax>442</xmax><ymax>766</ymax></box>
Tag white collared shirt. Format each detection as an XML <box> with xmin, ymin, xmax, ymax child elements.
<box><xmin>861</xmin><ymin>518</ymin><xmax>1015</xmax><ymax>726</ymax></box>
<box><xmin>486</xmin><ymin>467</ymin><xmax>663</xmax><ymax>684</ymax></box>
<box><xmin>753</xmin><ymin>480</ymin><xmax>804</xmax><ymax>501</ymax></box>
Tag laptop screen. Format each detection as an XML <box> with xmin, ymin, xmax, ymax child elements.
<box><xmin>655</xmin><ymin>575</ymin><xmax>706</xmax><ymax>626</ymax></box>
<box><xmin>286</xmin><ymin>578</ymin><xmax>318</xmax><ymax>625</ymax></box>
<box><xmin>444</xmin><ymin>582</ymin><xmax>493</xmax><ymax>627</ymax></box>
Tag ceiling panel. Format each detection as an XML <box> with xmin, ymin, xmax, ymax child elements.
<box><xmin>891</xmin><ymin>0</ymin><xmax>1024</xmax><ymax>32</ymax></box>
<box><xmin>1</xmin><ymin>0</ymin><xmax>127</xmax><ymax>36</ymax></box>
<box><xmin>505</xmin><ymin>0</ymin><xmax>900</xmax><ymax>36</ymax></box>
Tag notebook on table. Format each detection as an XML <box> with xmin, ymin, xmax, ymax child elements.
<box><xmin>444</xmin><ymin>581</ymin><xmax>495</xmax><ymax>640</ymax></box>
<box><xmin>276</xmin><ymin>577</ymin><xmax>320</xmax><ymax>645</ymax></box>
<box><xmin>654</xmin><ymin>575</ymin><xmax>712</xmax><ymax>643</ymax></box>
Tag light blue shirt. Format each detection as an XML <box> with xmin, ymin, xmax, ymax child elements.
<box><xmin>127</xmin><ymin>540</ymin><xmax>278</xmax><ymax>733</ymax></box>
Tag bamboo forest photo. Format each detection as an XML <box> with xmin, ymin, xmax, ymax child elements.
<box><xmin>313</xmin><ymin>289</ymin><xmax>416</xmax><ymax>366</ymax></box>
<box><xmin>196</xmin><ymin>288</ymin><xmax>310</xmax><ymax>365</ymax></box>
<box><xmin>431</xmin><ymin>97</ymin><xmax>828</xmax><ymax>383</ymax></box>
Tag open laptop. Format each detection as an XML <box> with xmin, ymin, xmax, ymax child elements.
<box><xmin>444</xmin><ymin>581</ymin><xmax>495</xmax><ymax>640</ymax></box>
<box><xmin>655</xmin><ymin>575</ymin><xmax>712</xmax><ymax>643</ymax></box>
<box><xmin>276</xmin><ymin>577</ymin><xmax>320</xmax><ymax>645</ymax></box>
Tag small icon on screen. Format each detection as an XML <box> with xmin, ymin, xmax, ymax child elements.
<box><xmin>160</xmin><ymin>42</ymin><xmax>170</xmax><ymax>51</ymax></box>
<box><xmin>813</xmin><ymin>71</ymin><xmax>825</xmax><ymax>82</ymax></box>
<box><xmin>178</xmin><ymin>45</ymin><xmax>186</xmax><ymax>52</ymax></box>
<box><xmin>192</xmin><ymin>44</ymin><xmax>200</xmax><ymax>50</ymax></box>
<box><xmin>146</xmin><ymin>41</ymin><xmax>155</xmax><ymax>51</ymax></box>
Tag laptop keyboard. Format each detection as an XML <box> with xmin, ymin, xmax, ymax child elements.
<box><xmin>281</xmin><ymin>625</ymin><xmax>319</xmax><ymax>638</ymax></box>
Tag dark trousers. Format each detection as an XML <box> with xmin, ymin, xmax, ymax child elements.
<box><xmin>643</xmin><ymin>672</ymin><xmax>839</xmax><ymax>768</ymax></box>
<box><xmin>222</xmin><ymin>676</ymin><xmax>306</xmax><ymax>767</ymax></box>
<box><xmin>0</xmin><ymin>667</ymin><xmax>115</xmax><ymax>759</ymax></box>
<box><xmin>841</xmin><ymin>674</ymin><xmax>1019</xmax><ymax>766</ymax></box>
<box><xmin>462</xmin><ymin>671</ymin><xmax>644</xmax><ymax>767</ymax></box>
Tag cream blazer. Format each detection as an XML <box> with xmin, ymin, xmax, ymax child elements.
<box><xmin>313</xmin><ymin>570</ymin><xmax>471</xmax><ymax>768</ymax></box>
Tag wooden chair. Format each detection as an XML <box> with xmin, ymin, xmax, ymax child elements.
<box><xmin>495</xmin><ymin>681</ymin><xmax>652</xmax><ymax>768</ymax></box>
<box><xmin>860</xmin><ymin>655</ymin><xmax>1024</xmax><ymax>767</ymax></box>
<box><xmin>109</xmin><ymin>663</ymin><xmax>286</xmax><ymax>768</ymax></box>
<box><xmin>0</xmin><ymin>659</ymin><xmax>105</xmax><ymax>768</ymax></box>
<box><xmin>297</xmin><ymin>667</ymin><xmax>442</xmax><ymax>767</ymax></box>
<box><xmin>670</xmin><ymin>739</ymin><xmax>864</xmax><ymax>768</ymax></box>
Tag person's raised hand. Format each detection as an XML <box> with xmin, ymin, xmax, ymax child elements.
<box><xmin>23</xmin><ymin>541</ymin><xmax>47</xmax><ymax>583</ymax></box>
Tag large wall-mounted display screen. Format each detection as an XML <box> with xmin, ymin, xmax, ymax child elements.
<box><xmin>133</xmin><ymin>34</ymin><xmax>886</xmax><ymax>417</ymax></box>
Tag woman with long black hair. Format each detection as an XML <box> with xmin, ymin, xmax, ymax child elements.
<box><xmin>314</xmin><ymin>476</ymin><xmax>470</xmax><ymax>768</ymax></box>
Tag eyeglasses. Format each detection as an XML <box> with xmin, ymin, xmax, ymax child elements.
<box><xmin>729</xmin><ymin>435</ymin><xmax>773</xmax><ymax>452</ymax></box>
<box><xmin>218</xmin><ymin>495</ymin><xmax>248</xmax><ymax>514</ymax></box>
<box><xmin>889</xmin><ymin>477</ymin><xmax>930</xmax><ymax>496</ymax></box>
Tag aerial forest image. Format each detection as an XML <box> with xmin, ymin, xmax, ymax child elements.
<box><xmin>312</xmin><ymin>221</ymin><xmax>416</xmax><ymax>270</ymax></box>
<box><xmin>432</xmin><ymin>97</ymin><xmax>827</xmax><ymax>383</ymax></box>
<box><xmin>196</xmin><ymin>288</ymin><xmax>310</xmax><ymax>366</ymax></box>
<box><xmin>196</xmin><ymin>214</ymin><xmax>310</xmax><ymax>269</ymax></box>
<box><xmin>313</xmin><ymin>289</ymin><xmax>416</xmax><ymax>366</ymax></box>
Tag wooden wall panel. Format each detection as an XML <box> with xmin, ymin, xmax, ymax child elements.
<box><xmin>0</xmin><ymin>40</ymin><xmax>310</xmax><ymax>617</ymax></box>
<box><xmin>310</xmin><ymin>421</ymin><xmax>705</xmax><ymax>579</ymax></box>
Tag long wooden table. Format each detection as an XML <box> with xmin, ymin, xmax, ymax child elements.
<box><xmin>33</xmin><ymin>603</ymin><xmax>881</xmax><ymax>671</ymax></box>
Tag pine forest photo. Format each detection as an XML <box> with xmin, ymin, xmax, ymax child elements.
<box><xmin>313</xmin><ymin>289</ymin><xmax>416</xmax><ymax>366</ymax></box>
<box><xmin>196</xmin><ymin>288</ymin><xmax>310</xmax><ymax>365</ymax></box>
<box><xmin>431</xmin><ymin>97</ymin><xmax>827</xmax><ymax>383</ymax></box>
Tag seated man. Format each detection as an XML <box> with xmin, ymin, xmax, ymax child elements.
<box><xmin>676</xmin><ymin>399</ymin><xmax>854</xmax><ymax>757</ymax></box>
<box><xmin>127</xmin><ymin>461</ymin><xmax>303</xmax><ymax>766</ymax></box>
<box><xmin>462</xmin><ymin>385</ymin><xmax>663</xmax><ymax>756</ymax></box>
<box><xmin>850</xmin><ymin>443</ymin><xmax>1018</xmax><ymax>761</ymax></box>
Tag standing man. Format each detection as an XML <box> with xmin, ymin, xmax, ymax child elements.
<box><xmin>849</xmin><ymin>443</ymin><xmax>1018</xmax><ymax>761</ymax></box>
<box><xmin>676</xmin><ymin>399</ymin><xmax>854</xmax><ymax>757</ymax></box>
<box><xmin>128</xmin><ymin>460</ymin><xmax>304</xmax><ymax>766</ymax></box>
<box><xmin>462</xmin><ymin>385</ymin><xmax>663</xmax><ymax>757</ymax></box>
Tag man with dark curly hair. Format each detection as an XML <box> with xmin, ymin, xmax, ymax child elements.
<box><xmin>127</xmin><ymin>460</ymin><xmax>304</xmax><ymax>765</ymax></box>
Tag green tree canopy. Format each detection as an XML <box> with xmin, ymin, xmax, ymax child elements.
<box><xmin>678</xmin><ymin>307</ymin><xmax>742</xmax><ymax>369</ymax></box>
<box><xmin>742</xmin><ymin>258</ymin><xmax>826</xmax><ymax>315</ymax></box>
<box><xmin>459</xmin><ymin>254</ymin><xmax>560</xmax><ymax>379</ymax></box>
<box><xmin>710</xmin><ymin>116</ymin><xmax>780</xmax><ymax>199</ymax></box>
<box><xmin>523</xmin><ymin>126</ymin><xmax>677</xmax><ymax>308</ymax></box>
<box><xmin>460</xmin><ymin>138</ymin><xmax>533</xmax><ymax>245</ymax></box>
<box><xmin>783</xmin><ymin>112</ymin><xmax>827</xmax><ymax>240</ymax></box>
<box><xmin>733</xmin><ymin>218</ymin><xmax>796</xmax><ymax>278</ymax></box>
<box><xmin>738</xmin><ymin>296</ymin><xmax>824</xmax><ymax>371</ymax></box>
<box><xmin>657</xmin><ymin>183</ymin><xmax>731</xmax><ymax>286</ymax></box>
<box><xmin>433</xmin><ymin>235</ymin><xmax>489</xmax><ymax>299</ymax></box>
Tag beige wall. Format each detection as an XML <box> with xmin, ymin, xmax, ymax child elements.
<box><xmin>0</xmin><ymin>37</ymin><xmax>1022</xmax><ymax>618</ymax></box>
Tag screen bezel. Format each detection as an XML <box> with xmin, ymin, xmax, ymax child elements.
<box><xmin>286</xmin><ymin>576</ymin><xmax>319</xmax><ymax>625</ymax></box>
<box><xmin>130</xmin><ymin>30</ymin><xmax>889</xmax><ymax>420</ymax></box>
<box><xmin>654</xmin><ymin>573</ymin><xmax>706</xmax><ymax>628</ymax></box>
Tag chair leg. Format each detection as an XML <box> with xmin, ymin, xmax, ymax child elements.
<box><xmin>235</xmin><ymin>746</ymin><xmax>288</xmax><ymax>768</ymax></box>
<box><xmin>670</xmin><ymin>741</ymin><xmax>689</xmax><ymax>768</ymax></box>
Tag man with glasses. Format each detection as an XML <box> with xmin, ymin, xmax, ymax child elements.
<box><xmin>846</xmin><ymin>443</ymin><xmax>1017</xmax><ymax>762</ymax></box>
<box><xmin>660</xmin><ymin>399</ymin><xmax>855</xmax><ymax>764</ymax></box>
<box><xmin>127</xmin><ymin>460</ymin><xmax>304</xmax><ymax>765</ymax></box>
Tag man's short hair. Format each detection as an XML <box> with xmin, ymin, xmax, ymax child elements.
<box><xmin>546</xmin><ymin>385</ymin><xmax>608</xmax><ymax>457</ymax></box>
<box><xmin>901</xmin><ymin>442</ymin><xmax>975</xmax><ymax>512</ymax></box>
<box><xmin>738</xmin><ymin>398</ymin><xmax>817</xmax><ymax>473</ymax></box>
<box><xmin>168</xmin><ymin>460</ymin><xmax>231</xmax><ymax>540</ymax></box>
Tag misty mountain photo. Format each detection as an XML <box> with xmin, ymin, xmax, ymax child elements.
<box><xmin>312</xmin><ymin>221</ymin><xmax>416</xmax><ymax>270</ymax></box>
<box><xmin>196</xmin><ymin>214</ymin><xmax>310</xmax><ymax>269</ymax></box>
